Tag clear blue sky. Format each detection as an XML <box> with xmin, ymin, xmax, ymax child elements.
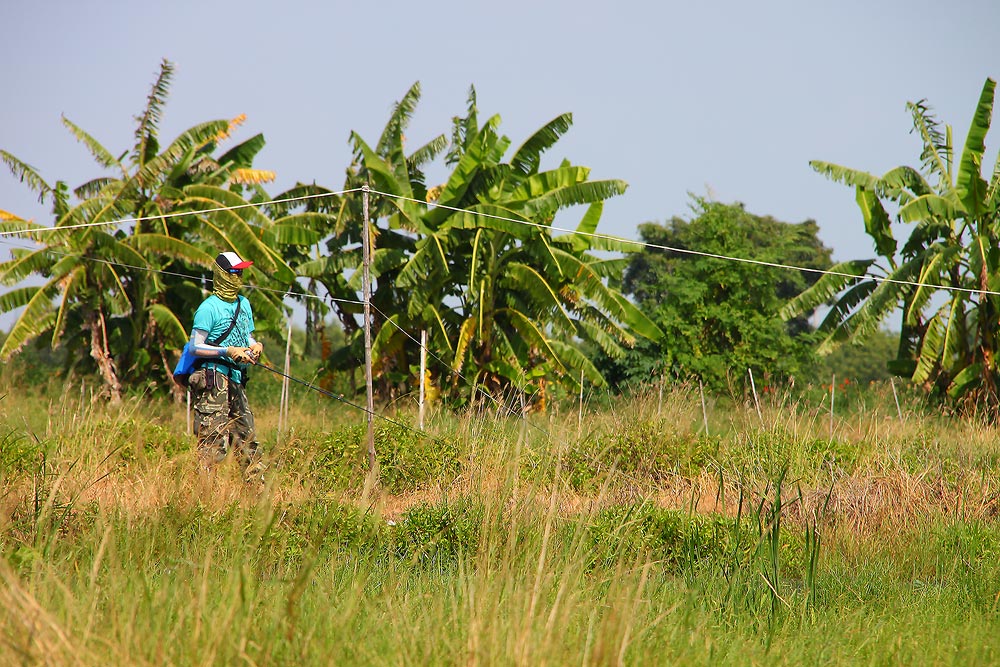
<box><xmin>1</xmin><ymin>0</ymin><xmax>998</xmax><ymax>322</ymax></box>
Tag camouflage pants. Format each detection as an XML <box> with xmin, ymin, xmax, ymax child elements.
<box><xmin>189</xmin><ymin>367</ymin><xmax>262</xmax><ymax>478</ymax></box>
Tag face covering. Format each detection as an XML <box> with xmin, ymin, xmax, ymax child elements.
<box><xmin>213</xmin><ymin>264</ymin><xmax>243</xmax><ymax>302</ymax></box>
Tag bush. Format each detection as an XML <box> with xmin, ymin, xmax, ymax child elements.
<box><xmin>391</xmin><ymin>499</ymin><xmax>483</xmax><ymax>564</ymax></box>
<box><xmin>724</xmin><ymin>428</ymin><xmax>863</xmax><ymax>481</ymax></box>
<box><xmin>563</xmin><ymin>419</ymin><xmax>717</xmax><ymax>491</ymax></box>
<box><xmin>0</xmin><ymin>428</ymin><xmax>43</xmax><ymax>478</ymax></box>
<box><xmin>310</xmin><ymin>421</ymin><xmax>462</xmax><ymax>493</ymax></box>
<box><xmin>585</xmin><ymin>504</ymin><xmax>745</xmax><ymax>572</ymax></box>
<box><xmin>281</xmin><ymin>499</ymin><xmax>384</xmax><ymax>561</ymax></box>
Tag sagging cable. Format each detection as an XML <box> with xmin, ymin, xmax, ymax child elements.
<box><xmin>251</xmin><ymin>360</ymin><xmax>453</xmax><ymax>448</ymax></box>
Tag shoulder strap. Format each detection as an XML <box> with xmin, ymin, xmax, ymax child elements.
<box><xmin>207</xmin><ymin>297</ymin><xmax>243</xmax><ymax>346</ymax></box>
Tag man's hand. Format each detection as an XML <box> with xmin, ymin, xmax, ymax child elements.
<box><xmin>249</xmin><ymin>342</ymin><xmax>264</xmax><ymax>362</ymax></box>
<box><xmin>227</xmin><ymin>346</ymin><xmax>254</xmax><ymax>363</ymax></box>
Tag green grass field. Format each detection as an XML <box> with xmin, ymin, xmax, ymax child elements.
<box><xmin>1</xmin><ymin>373</ymin><xmax>998</xmax><ymax>665</ymax></box>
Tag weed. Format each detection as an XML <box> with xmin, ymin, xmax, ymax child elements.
<box><xmin>564</xmin><ymin>419</ymin><xmax>717</xmax><ymax>491</ymax></box>
<box><xmin>308</xmin><ymin>421</ymin><xmax>461</xmax><ymax>493</ymax></box>
<box><xmin>392</xmin><ymin>498</ymin><xmax>483</xmax><ymax>564</ymax></box>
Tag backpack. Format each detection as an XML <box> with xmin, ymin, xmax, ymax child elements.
<box><xmin>172</xmin><ymin>297</ymin><xmax>243</xmax><ymax>387</ymax></box>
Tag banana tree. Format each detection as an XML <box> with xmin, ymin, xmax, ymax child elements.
<box><xmin>0</xmin><ymin>59</ymin><xmax>294</xmax><ymax>398</ymax></box>
<box><xmin>293</xmin><ymin>82</ymin><xmax>450</xmax><ymax>394</ymax></box>
<box><xmin>784</xmin><ymin>77</ymin><xmax>1000</xmax><ymax>403</ymax></box>
<box><xmin>335</xmin><ymin>85</ymin><xmax>662</xmax><ymax>406</ymax></box>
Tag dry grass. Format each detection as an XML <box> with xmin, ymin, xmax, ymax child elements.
<box><xmin>4</xmin><ymin>379</ymin><xmax>1000</xmax><ymax>666</ymax></box>
<box><xmin>4</xmin><ymin>377</ymin><xmax>1000</xmax><ymax>542</ymax></box>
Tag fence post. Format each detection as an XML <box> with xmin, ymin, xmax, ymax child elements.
<box><xmin>890</xmin><ymin>377</ymin><xmax>902</xmax><ymax>420</ymax></box>
<box><xmin>829</xmin><ymin>373</ymin><xmax>836</xmax><ymax>440</ymax></box>
<box><xmin>748</xmin><ymin>368</ymin><xmax>763</xmax><ymax>424</ymax></box>
<box><xmin>419</xmin><ymin>329</ymin><xmax>427</xmax><ymax>430</ymax></box>
<box><xmin>279</xmin><ymin>318</ymin><xmax>292</xmax><ymax>437</ymax></box>
<box><xmin>699</xmin><ymin>379</ymin><xmax>709</xmax><ymax>436</ymax></box>
<box><xmin>362</xmin><ymin>186</ymin><xmax>376</xmax><ymax>473</ymax></box>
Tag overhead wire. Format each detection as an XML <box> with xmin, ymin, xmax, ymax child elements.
<box><xmin>369</xmin><ymin>188</ymin><xmax>1000</xmax><ymax>298</ymax></box>
<box><xmin>251</xmin><ymin>360</ymin><xmax>455</xmax><ymax>448</ymax></box>
<box><xmin>0</xmin><ymin>235</ymin><xmax>365</xmax><ymax>307</ymax></box>
<box><xmin>0</xmin><ymin>187</ymin><xmax>364</xmax><ymax>238</ymax></box>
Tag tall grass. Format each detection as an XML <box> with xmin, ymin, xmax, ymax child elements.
<box><xmin>1</xmin><ymin>376</ymin><xmax>999</xmax><ymax>665</ymax></box>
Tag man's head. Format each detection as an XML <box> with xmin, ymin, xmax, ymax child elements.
<box><xmin>213</xmin><ymin>251</ymin><xmax>253</xmax><ymax>301</ymax></box>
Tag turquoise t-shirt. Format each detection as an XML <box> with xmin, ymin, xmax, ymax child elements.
<box><xmin>192</xmin><ymin>295</ymin><xmax>255</xmax><ymax>383</ymax></box>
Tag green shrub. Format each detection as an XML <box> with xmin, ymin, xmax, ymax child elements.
<box><xmin>281</xmin><ymin>499</ymin><xmax>384</xmax><ymax>559</ymax></box>
<box><xmin>310</xmin><ymin>421</ymin><xmax>461</xmax><ymax>493</ymax></box>
<box><xmin>933</xmin><ymin>520</ymin><xmax>1000</xmax><ymax>570</ymax></box>
<box><xmin>804</xmin><ymin>437</ymin><xmax>864</xmax><ymax>474</ymax></box>
<box><xmin>375</xmin><ymin>421</ymin><xmax>461</xmax><ymax>493</ymax></box>
<box><xmin>0</xmin><ymin>427</ymin><xmax>42</xmax><ymax>478</ymax></box>
<box><xmin>563</xmin><ymin>420</ymin><xmax>716</xmax><ymax>491</ymax></box>
<box><xmin>310</xmin><ymin>424</ymin><xmax>366</xmax><ymax>489</ymax></box>
<box><xmin>585</xmin><ymin>504</ymin><xmax>745</xmax><ymax>572</ymax></box>
<box><xmin>724</xmin><ymin>428</ymin><xmax>862</xmax><ymax>481</ymax></box>
<box><xmin>392</xmin><ymin>499</ymin><xmax>483</xmax><ymax>564</ymax></box>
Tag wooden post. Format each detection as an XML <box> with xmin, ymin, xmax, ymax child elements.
<box><xmin>577</xmin><ymin>369</ymin><xmax>585</xmax><ymax>438</ymax></box>
<box><xmin>362</xmin><ymin>186</ymin><xmax>376</xmax><ymax>472</ymax></box>
<box><xmin>419</xmin><ymin>329</ymin><xmax>427</xmax><ymax>430</ymax></box>
<box><xmin>186</xmin><ymin>388</ymin><xmax>191</xmax><ymax>436</ymax></box>
<box><xmin>890</xmin><ymin>377</ymin><xmax>902</xmax><ymax>420</ymax></box>
<box><xmin>699</xmin><ymin>379</ymin><xmax>708</xmax><ymax>436</ymax></box>
<box><xmin>748</xmin><ymin>368</ymin><xmax>763</xmax><ymax>424</ymax></box>
<box><xmin>829</xmin><ymin>373</ymin><xmax>836</xmax><ymax>440</ymax></box>
<box><xmin>279</xmin><ymin>318</ymin><xmax>292</xmax><ymax>437</ymax></box>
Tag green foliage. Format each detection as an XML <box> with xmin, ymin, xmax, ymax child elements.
<box><xmin>309</xmin><ymin>424</ymin><xmax>366</xmax><ymax>489</ymax></box>
<box><xmin>282</xmin><ymin>499</ymin><xmax>385</xmax><ymax>558</ymax></box>
<box><xmin>794</xmin><ymin>78</ymin><xmax>1000</xmax><ymax>407</ymax></box>
<box><xmin>814</xmin><ymin>328</ymin><xmax>899</xmax><ymax>383</ymax></box>
<box><xmin>391</xmin><ymin>499</ymin><xmax>483</xmax><ymax>564</ymax></box>
<box><xmin>585</xmin><ymin>504</ymin><xmax>744</xmax><ymax>571</ymax></box>
<box><xmin>312</xmin><ymin>83</ymin><xmax>660</xmax><ymax>406</ymax></box>
<box><xmin>726</xmin><ymin>428</ymin><xmax>864</xmax><ymax>481</ymax></box>
<box><xmin>562</xmin><ymin>419</ymin><xmax>717</xmax><ymax>491</ymax></box>
<box><xmin>375</xmin><ymin>421</ymin><xmax>462</xmax><ymax>492</ymax></box>
<box><xmin>0</xmin><ymin>427</ymin><xmax>42</xmax><ymax>479</ymax></box>
<box><xmin>933</xmin><ymin>520</ymin><xmax>1000</xmax><ymax>569</ymax></box>
<box><xmin>3</xmin><ymin>388</ymin><xmax>1000</xmax><ymax>664</ymax></box>
<box><xmin>310</xmin><ymin>420</ymin><xmax>461</xmax><ymax>493</ymax></box>
<box><xmin>0</xmin><ymin>60</ymin><xmax>295</xmax><ymax>400</ymax></box>
<box><xmin>610</xmin><ymin>197</ymin><xmax>832</xmax><ymax>393</ymax></box>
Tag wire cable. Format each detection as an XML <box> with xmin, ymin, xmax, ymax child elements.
<box><xmin>0</xmin><ymin>187</ymin><xmax>361</xmax><ymax>238</ymax></box>
<box><xmin>252</xmin><ymin>359</ymin><xmax>454</xmax><ymax>447</ymax></box>
<box><xmin>368</xmin><ymin>188</ymin><xmax>1000</xmax><ymax>298</ymax></box>
<box><xmin>0</xmin><ymin>236</ymin><xmax>365</xmax><ymax>307</ymax></box>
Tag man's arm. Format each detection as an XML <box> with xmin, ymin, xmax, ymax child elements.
<box><xmin>191</xmin><ymin>329</ymin><xmax>227</xmax><ymax>358</ymax></box>
<box><xmin>191</xmin><ymin>329</ymin><xmax>255</xmax><ymax>363</ymax></box>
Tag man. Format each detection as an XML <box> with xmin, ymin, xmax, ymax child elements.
<box><xmin>187</xmin><ymin>251</ymin><xmax>265</xmax><ymax>483</ymax></box>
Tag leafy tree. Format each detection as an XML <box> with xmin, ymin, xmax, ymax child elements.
<box><xmin>609</xmin><ymin>198</ymin><xmax>832</xmax><ymax>393</ymax></box>
<box><xmin>314</xmin><ymin>84</ymin><xmax>662</xmax><ymax>406</ymax></box>
<box><xmin>281</xmin><ymin>82</ymin><xmax>449</xmax><ymax>391</ymax></box>
<box><xmin>815</xmin><ymin>329</ymin><xmax>898</xmax><ymax>384</ymax></box>
<box><xmin>0</xmin><ymin>60</ymin><xmax>293</xmax><ymax>401</ymax></box>
<box><xmin>785</xmin><ymin>77</ymin><xmax>1000</xmax><ymax>405</ymax></box>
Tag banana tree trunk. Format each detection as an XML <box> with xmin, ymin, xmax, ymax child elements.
<box><xmin>87</xmin><ymin>309</ymin><xmax>123</xmax><ymax>404</ymax></box>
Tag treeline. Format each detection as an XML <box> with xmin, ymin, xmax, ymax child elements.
<box><xmin>1</xmin><ymin>60</ymin><xmax>998</xmax><ymax>410</ymax></box>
